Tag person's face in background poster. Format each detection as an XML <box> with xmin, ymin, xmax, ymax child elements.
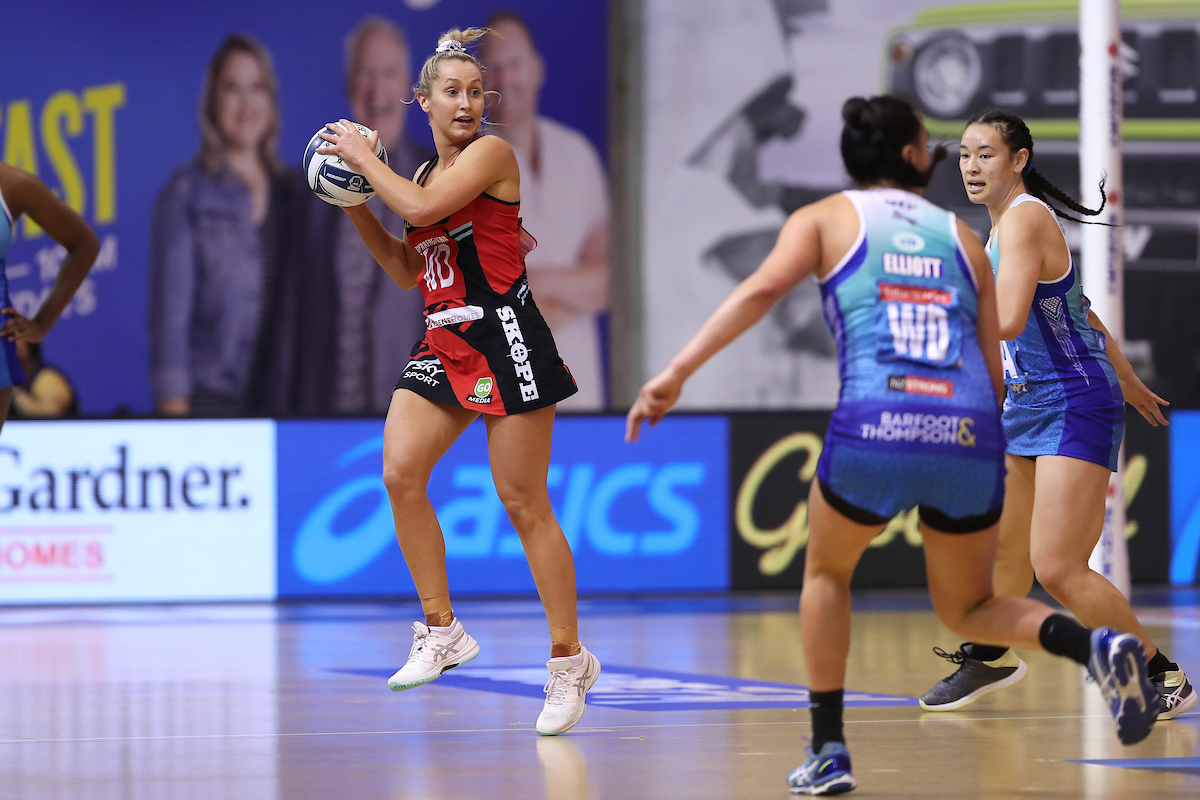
<box><xmin>479</xmin><ymin>18</ymin><xmax>543</xmax><ymax>127</ymax></box>
<box><xmin>213</xmin><ymin>51</ymin><xmax>273</xmax><ymax>153</ymax></box>
<box><xmin>347</xmin><ymin>28</ymin><xmax>411</xmax><ymax>153</ymax></box>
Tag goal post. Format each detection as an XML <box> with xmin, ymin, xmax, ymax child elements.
<box><xmin>1080</xmin><ymin>0</ymin><xmax>1131</xmax><ymax>597</ymax></box>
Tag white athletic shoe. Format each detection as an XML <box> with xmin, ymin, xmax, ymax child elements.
<box><xmin>387</xmin><ymin>620</ymin><xmax>479</xmax><ymax>692</ymax></box>
<box><xmin>536</xmin><ymin>646</ymin><xmax>601</xmax><ymax>736</ymax></box>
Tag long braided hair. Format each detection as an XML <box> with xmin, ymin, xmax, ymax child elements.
<box><xmin>964</xmin><ymin>109</ymin><xmax>1112</xmax><ymax>226</ymax></box>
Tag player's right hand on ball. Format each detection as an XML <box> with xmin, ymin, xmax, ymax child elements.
<box><xmin>317</xmin><ymin>120</ymin><xmax>378</xmax><ymax>170</ymax></box>
<box><xmin>625</xmin><ymin>369</ymin><xmax>683</xmax><ymax>443</ymax></box>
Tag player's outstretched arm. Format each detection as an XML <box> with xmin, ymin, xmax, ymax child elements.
<box><xmin>626</xmin><ymin>208</ymin><xmax>819</xmax><ymax>442</ymax></box>
<box><xmin>0</xmin><ymin>164</ymin><xmax>99</xmax><ymax>343</ymax></box>
<box><xmin>1086</xmin><ymin>306</ymin><xmax>1168</xmax><ymax>426</ymax></box>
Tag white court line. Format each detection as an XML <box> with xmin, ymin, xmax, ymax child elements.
<box><xmin>0</xmin><ymin>711</ymin><xmax>1164</xmax><ymax>746</ymax></box>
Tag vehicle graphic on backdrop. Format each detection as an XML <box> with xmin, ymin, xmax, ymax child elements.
<box><xmin>886</xmin><ymin>0</ymin><xmax>1200</xmax><ymax>405</ymax></box>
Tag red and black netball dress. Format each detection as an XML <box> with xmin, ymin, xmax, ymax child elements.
<box><xmin>396</xmin><ymin>143</ymin><xmax>577</xmax><ymax>414</ymax></box>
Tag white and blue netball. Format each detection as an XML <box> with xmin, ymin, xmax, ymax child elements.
<box><xmin>303</xmin><ymin>122</ymin><xmax>389</xmax><ymax>207</ymax></box>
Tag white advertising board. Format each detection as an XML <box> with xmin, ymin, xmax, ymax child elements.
<box><xmin>0</xmin><ymin>420</ymin><xmax>276</xmax><ymax>603</ymax></box>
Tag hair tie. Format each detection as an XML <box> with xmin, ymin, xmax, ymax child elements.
<box><xmin>1023</xmin><ymin>154</ymin><xmax>1035</xmax><ymax>176</ymax></box>
<box><xmin>436</xmin><ymin>40</ymin><xmax>466</xmax><ymax>55</ymax></box>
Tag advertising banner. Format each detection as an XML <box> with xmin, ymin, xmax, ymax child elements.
<box><xmin>1170</xmin><ymin>410</ymin><xmax>1200</xmax><ymax>585</ymax></box>
<box><xmin>0</xmin><ymin>420</ymin><xmax>276</xmax><ymax>603</ymax></box>
<box><xmin>1124</xmin><ymin>408</ymin><xmax>1171</xmax><ymax>585</ymax></box>
<box><xmin>729</xmin><ymin>412</ymin><xmax>928</xmax><ymax>589</ymax></box>
<box><xmin>731</xmin><ymin>409</ymin><xmax>1176</xmax><ymax>590</ymax></box>
<box><xmin>1</xmin><ymin>0</ymin><xmax>609</xmax><ymax>415</ymax></box>
<box><xmin>276</xmin><ymin>416</ymin><xmax>729</xmax><ymax>597</ymax></box>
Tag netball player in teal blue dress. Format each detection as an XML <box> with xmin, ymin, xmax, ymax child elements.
<box><xmin>628</xmin><ymin>96</ymin><xmax>1159</xmax><ymax>796</ymax></box>
<box><xmin>920</xmin><ymin>110</ymin><xmax>1194</xmax><ymax>721</ymax></box>
<box><xmin>0</xmin><ymin>163</ymin><xmax>98</xmax><ymax>435</ymax></box>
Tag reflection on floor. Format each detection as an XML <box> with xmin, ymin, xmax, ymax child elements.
<box><xmin>0</xmin><ymin>592</ymin><xmax>1197</xmax><ymax>799</ymax></box>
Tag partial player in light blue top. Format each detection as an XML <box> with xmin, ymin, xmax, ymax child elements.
<box><xmin>915</xmin><ymin>109</ymin><xmax>1191</xmax><ymax>724</ymax></box>
<box><xmin>0</xmin><ymin>163</ymin><xmax>99</xmax><ymax>435</ymax></box>
<box><xmin>628</xmin><ymin>95</ymin><xmax>1156</xmax><ymax>793</ymax></box>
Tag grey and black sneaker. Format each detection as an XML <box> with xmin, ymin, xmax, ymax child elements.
<box><xmin>919</xmin><ymin>644</ymin><xmax>1028</xmax><ymax>711</ymax></box>
<box><xmin>1152</xmin><ymin>668</ymin><xmax>1197</xmax><ymax>720</ymax></box>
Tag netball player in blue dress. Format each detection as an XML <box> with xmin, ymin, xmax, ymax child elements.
<box><xmin>0</xmin><ymin>163</ymin><xmax>99</xmax><ymax>435</ymax></box>
<box><xmin>627</xmin><ymin>96</ymin><xmax>1159</xmax><ymax>795</ymax></box>
<box><xmin>919</xmin><ymin>110</ymin><xmax>1194</xmax><ymax>721</ymax></box>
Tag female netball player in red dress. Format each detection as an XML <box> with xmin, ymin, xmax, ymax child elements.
<box><xmin>317</xmin><ymin>28</ymin><xmax>598</xmax><ymax>736</ymax></box>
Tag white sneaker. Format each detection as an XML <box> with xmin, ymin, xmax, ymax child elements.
<box><xmin>536</xmin><ymin>646</ymin><xmax>601</xmax><ymax>736</ymax></box>
<box><xmin>387</xmin><ymin>620</ymin><xmax>479</xmax><ymax>692</ymax></box>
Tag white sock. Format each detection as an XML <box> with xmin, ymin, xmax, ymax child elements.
<box><xmin>566</xmin><ymin>648</ymin><xmax>588</xmax><ymax>668</ymax></box>
<box><xmin>430</xmin><ymin>621</ymin><xmax>457</xmax><ymax>634</ymax></box>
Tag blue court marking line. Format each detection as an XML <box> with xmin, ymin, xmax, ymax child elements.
<box><xmin>1066</xmin><ymin>758</ymin><xmax>1200</xmax><ymax>776</ymax></box>
<box><xmin>331</xmin><ymin>664</ymin><xmax>918</xmax><ymax>711</ymax></box>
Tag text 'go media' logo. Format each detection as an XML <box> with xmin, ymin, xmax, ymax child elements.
<box><xmin>279</xmin><ymin>418</ymin><xmax>729</xmax><ymax>592</ymax></box>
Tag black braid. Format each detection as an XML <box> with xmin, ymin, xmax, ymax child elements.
<box><xmin>1025</xmin><ymin>170</ymin><xmax>1114</xmax><ymax>226</ymax></box>
<box><xmin>965</xmin><ymin>108</ymin><xmax>1114</xmax><ymax>227</ymax></box>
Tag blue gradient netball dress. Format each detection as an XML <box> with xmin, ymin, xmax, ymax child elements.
<box><xmin>988</xmin><ymin>195</ymin><xmax>1123</xmax><ymax>471</ymax></box>
<box><xmin>0</xmin><ymin>186</ymin><xmax>25</xmax><ymax>390</ymax></box>
<box><xmin>816</xmin><ymin>189</ymin><xmax>1005</xmax><ymax>524</ymax></box>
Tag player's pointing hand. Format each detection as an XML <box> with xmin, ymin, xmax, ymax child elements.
<box><xmin>625</xmin><ymin>368</ymin><xmax>684</xmax><ymax>443</ymax></box>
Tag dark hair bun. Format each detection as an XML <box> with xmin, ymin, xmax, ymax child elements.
<box><xmin>840</xmin><ymin>95</ymin><xmax>938</xmax><ymax>190</ymax></box>
<box><xmin>841</xmin><ymin>97</ymin><xmax>870</xmax><ymax>126</ymax></box>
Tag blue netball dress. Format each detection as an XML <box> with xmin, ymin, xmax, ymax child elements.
<box><xmin>816</xmin><ymin>188</ymin><xmax>1005</xmax><ymax>525</ymax></box>
<box><xmin>0</xmin><ymin>186</ymin><xmax>25</xmax><ymax>390</ymax></box>
<box><xmin>988</xmin><ymin>195</ymin><xmax>1123</xmax><ymax>471</ymax></box>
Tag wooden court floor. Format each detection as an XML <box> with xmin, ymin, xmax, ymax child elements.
<box><xmin>0</xmin><ymin>593</ymin><xmax>1197</xmax><ymax>799</ymax></box>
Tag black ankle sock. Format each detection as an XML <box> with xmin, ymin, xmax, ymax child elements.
<box><xmin>1038</xmin><ymin>614</ymin><xmax>1092</xmax><ymax>667</ymax></box>
<box><xmin>809</xmin><ymin>689</ymin><xmax>844</xmax><ymax>753</ymax></box>
<box><xmin>967</xmin><ymin>643</ymin><xmax>1009</xmax><ymax>662</ymax></box>
<box><xmin>1147</xmin><ymin>650</ymin><xmax>1175</xmax><ymax>677</ymax></box>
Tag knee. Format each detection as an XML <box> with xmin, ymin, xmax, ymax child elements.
<box><xmin>1030</xmin><ymin>553</ymin><xmax>1078</xmax><ymax>599</ymax></box>
<box><xmin>802</xmin><ymin>555</ymin><xmax>854</xmax><ymax>586</ymax></box>
<box><xmin>930</xmin><ymin>591</ymin><xmax>979</xmax><ymax>635</ymax></box>
<box><xmin>496</xmin><ymin>484</ymin><xmax>552</xmax><ymax>534</ymax></box>
<box><xmin>382</xmin><ymin>458</ymin><xmax>427</xmax><ymax>505</ymax></box>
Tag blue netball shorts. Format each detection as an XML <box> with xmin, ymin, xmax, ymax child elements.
<box><xmin>0</xmin><ymin>337</ymin><xmax>23</xmax><ymax>391</ymax></box>
<box><xmin>1002</xmin><ymin>401</ymin><xmax>1123</xmax><ymax>472</ymax></box>
<box><xmin>816</xmin><ymin>403</ymin><xmax>1006</xmax><ymax>534</ymax></box>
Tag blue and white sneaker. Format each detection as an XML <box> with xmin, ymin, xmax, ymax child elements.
<box><xmin>1088</xmin><ymin>627</ymin><xmax>1161</xmax><ymax>745</ymax></box>
<box><xmin>787</xmin><ymin>741</ymin><xmax>857</xmax><ymax>795</ymax></box>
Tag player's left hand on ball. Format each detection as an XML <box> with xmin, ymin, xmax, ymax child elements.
<box><xmin>0</xmin><ymin>308</ymin><xmax>48</xmax><ymax>343</ymax></box>
<box><xmin>625</xmin><ymin>369</ymin><xmax>684</xmax><ymax>443</ymax></box>
<box><xmin>316</xmin><ymin>120</ymin><xmax>378</xmax><ymax>168</ymax></box>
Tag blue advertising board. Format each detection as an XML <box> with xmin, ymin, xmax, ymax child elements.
<box><xmin>1170</xmin><ymin>411</ymin><xmax>1200</xmax><ymax>584</ymax></box>
<box><xmin>276</xmin><ymin>417</ymin><xmax>729</xmax><ymax>597</ymax></box>
<box><xmin>0</xmin><ymin>0</ymin><xmax>606</xmax><ymax>414</ymax></box>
